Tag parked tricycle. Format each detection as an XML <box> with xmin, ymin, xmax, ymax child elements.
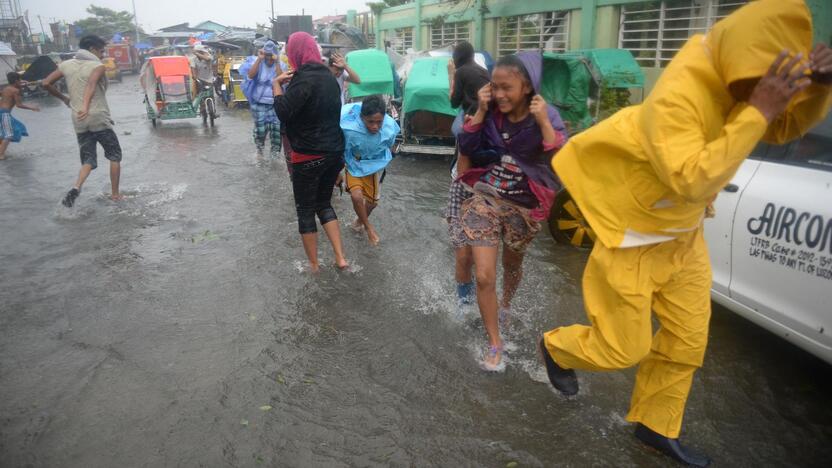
<box><xmin>140</xmin><ymin>56</ymin><xmax>218</xmax><ymax>127</ymax></box>
<box><xmin>398</xmin><ymin>57</ymin><xmax>457</xmax><ymax>156</ymax></box>
<box><xmin>221</xmin><ymin>58</ymin><xmax>248</xmax><ymax>108</ymax></box>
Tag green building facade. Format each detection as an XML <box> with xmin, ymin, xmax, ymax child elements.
<box><xmin>372</xmin><ymin>0</ymin><xmax>831</xmax><ymax>91</ymax></box>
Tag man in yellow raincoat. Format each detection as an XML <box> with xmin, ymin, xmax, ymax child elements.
<box><xmin>539</xmin><ymin>0</ymin><xmax>832</xmax><ymax>465</ymax></box>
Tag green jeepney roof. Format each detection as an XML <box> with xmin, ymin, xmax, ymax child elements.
<box><xmin>403</xmin><ymin>57</ymin><xmax>456</xmax><ymax>117</ymax></box>
<box><xmin>346</xmin><ymin>49</ymin><xmax>395</xmax><ymax>98</ymax></box>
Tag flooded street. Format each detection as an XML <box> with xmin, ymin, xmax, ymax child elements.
<box><xmin>1</xmin><ymin>76</ymin><xmax>831</xmax><ymax>467</ymax></box>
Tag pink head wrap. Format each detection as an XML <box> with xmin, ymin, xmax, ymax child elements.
<box><xmin>286</xmin><ymin>32</ymin><xmax>322</xmax><ymax>70</ymax></box>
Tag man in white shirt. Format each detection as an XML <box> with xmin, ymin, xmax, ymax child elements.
<box><xmin>325</xmin><ymin>51</ymin><xmax>361</xmax><ymax>105</ymax></box>
<box><xmin>190</xmin><ymin>44</ymin><xmax>215</xmax><ymax>113</ymax></box>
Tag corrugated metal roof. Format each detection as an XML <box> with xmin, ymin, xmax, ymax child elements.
<box><xmin>149</xmin><ymin>31</ymin><xmax>201</xmax><ymax>38</ymax></box>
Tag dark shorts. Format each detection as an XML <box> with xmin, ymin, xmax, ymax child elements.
<box><xmin>77</xmin><ymin>129</ymin><xmax>122</xmax><ymax>169</ymax></box>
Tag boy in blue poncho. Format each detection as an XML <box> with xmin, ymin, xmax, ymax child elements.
<box><xmin>341</xmin><ymin>95</ymin><xmax>400</xmax><ymax>245</ymax></box>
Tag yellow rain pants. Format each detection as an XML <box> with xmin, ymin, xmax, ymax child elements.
<box><xmin>544</xmin><ymin>228</ymin><xmax>711</xmax><ymax>438</ymax></box>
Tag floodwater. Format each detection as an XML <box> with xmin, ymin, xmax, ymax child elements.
<box><xmin>1</xmin><ymin>76</ymin><xmax>830</xmax><ymax>467</ymax></box>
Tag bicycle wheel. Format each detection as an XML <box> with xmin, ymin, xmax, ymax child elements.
<box><xmin>207</xmin><ymin>98</ymin><xmax>216</xmax><ymax>127</ymax></box>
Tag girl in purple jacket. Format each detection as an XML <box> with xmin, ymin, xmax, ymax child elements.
<box><xmin>457</xmin><ymin>52</ymin><xmax>568</xmax><ymax>371</ymax></box>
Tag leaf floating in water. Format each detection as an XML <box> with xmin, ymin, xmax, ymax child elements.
<box><xmin>249</xmin><ymin>314</ymin><xmax>257</xmax><ymax>321</ymax></box>
<box><xmin>276</xmin><ymin>375</ymin><xmax>286</xmax><ymax>384</ymax></box>
<box><xmin>506</xmin><ymin>462</ymin><xmax>518</xmax><ymax>468</ymax></box>
<box><xmin>259</xmin><ymin>405</ymin><xmax>272</xmax><ymax>411</ymax></box>
<box><xmin>240</xmin><ymin>418</ymin><xmax>249</xmax><ymax>426</ymax></box>
<box><xmin>303</xmin><ymin>378</ymin><xmax>315</xmax><ymax>385</ymax></box>
<box><xmin>255</xmin><ymin>455</ymin><xmax>264</xmax><ymax>464</ymax></box>
<box><xmin>191</xmin><ymin>230</ymin><xmax>220</xmax><ymax>243</ymax></box>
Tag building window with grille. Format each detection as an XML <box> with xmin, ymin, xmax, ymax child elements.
<box><xmin>498</xmin><ymin>11</ymin><xmax>570</xmax><ymax>58</ymax></box>
<box><xmin>430</xmin><ymin>21</ymin><xmax>471</xmax><ymax>49</ymax></box>
<box><xmin>388</xmin><ymin>27</ymin><xmax>413</xmax><ymax>54</ymax></box>
<box><xmin>619</xmin><ymin>0</ymin><xmax>748</xmax><ymax>68</ymax></box>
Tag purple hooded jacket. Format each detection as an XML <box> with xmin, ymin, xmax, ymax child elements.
<box><xmin>457</xmin><ymin>51</ymin><xmax>568</xmax><ymax>221</ymax></box>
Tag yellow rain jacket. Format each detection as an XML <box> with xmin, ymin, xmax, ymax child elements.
<box><xmin>553</xmin><ymin>0</ymin><xmax>831</xmax><ymax>249</ymax></box>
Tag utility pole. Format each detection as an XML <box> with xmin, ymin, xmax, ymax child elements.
<box><xmin>36</xmin><ymin>14</ymin><xmax>45</xmax><ymax>52</ymax></box>
<box><xmin>271</xmin><ymin>0</ymin><xmax>275</xmax><ymax>20</ymax></box>
<box><xmin>131</xmin><ymin>0</ymin><xmax>140</xmax><ymax>44</ymax></box>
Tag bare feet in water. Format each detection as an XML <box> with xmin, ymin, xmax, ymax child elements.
<box><xmin>350</xmin><ymin>218</ymin><xmax>364</xmax><ymax>232</ymax></box>
<box><xmin>366</xmin><ymin>226</ymin><xmax>380</xmax><ymax>246</ymax></box>
<box><xmin>111</xmin><ymin>194</ymin><xmax>125</xmax><ymax>201</ymax></box>
<box><xmin>335</xmin><ymin>257</ymin><xmax>349</xmax><ymax>270</ymax></box>
<box><xmin>480</xmin><ymin>343</ymin><xmax>505</xmax><ymax>372</ymax></box>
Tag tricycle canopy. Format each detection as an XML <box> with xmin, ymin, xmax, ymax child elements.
<box><xmin>402</xmin><ymin>57</ymin><xmax>456</xmax><ymax>117</ymax></box>
<box><xmin>345</xmin><ymin>49</ymin><xmax>395</xmax><ymax>99</ymax></box>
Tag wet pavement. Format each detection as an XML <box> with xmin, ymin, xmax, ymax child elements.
<box><xmin>1</xmin><ymin>76</ymin><xmax>831</xmax><ymax>467</ymax></box>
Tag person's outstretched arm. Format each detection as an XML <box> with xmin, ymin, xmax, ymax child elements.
<box><xmin>42</xmin><ymin>70</ymin><xmax>70</xmax><ymax>107</ymax></box>
<box><xmin>13</xmin><ymin>87</ymin><xmax>39</xmax><ymax>112</ymax></box>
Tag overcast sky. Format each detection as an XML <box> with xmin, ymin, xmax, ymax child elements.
<box><xmin>24</xmin><ymin>0</ymin><xmax>372</xmax><ymax>35</ymax></box>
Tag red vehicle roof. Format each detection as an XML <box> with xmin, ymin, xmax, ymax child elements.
<box><xmin>147</xmin><ymin>56</ymin><xmax>191</xmax><ymax>76</ymax></box>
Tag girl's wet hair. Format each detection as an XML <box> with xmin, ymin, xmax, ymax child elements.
<box><xmin>495</xmin><ymin>55</ymin><xmax>535</xmax><ymax>102</ymax></box>
<box><xmin>453</xmin><ymin>41</ymin><xmax>475</xmax><ymax>68</ymax></box>
<box><xmin>361</xmin><ymin>95</ymin><xmax>386</xmax><ymax>117</ymax></box>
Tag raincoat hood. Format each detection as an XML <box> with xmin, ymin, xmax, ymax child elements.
<box><xmin>516</xmin><ymin>51</ymin><xmax>542</xmax><ymax>94</ymax></box>
<box><xmin>705</xmin><ymin>0</ymin><xmax>812</xmax><ymax>87</ymax></box>
<box><xmin>286</xmin><ymin>32</ymin><xmax>322</xmax><ymax>71</ymax></box>
<box><xmin>701</xmin><ymin>0</ymin><xmax>828</xmax><ymax>145</ymax></box>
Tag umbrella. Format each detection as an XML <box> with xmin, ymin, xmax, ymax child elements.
<box><xmin>21</xmin><ymin>55</ymin><xmax>58</xmax><ymax>81</ymax></box>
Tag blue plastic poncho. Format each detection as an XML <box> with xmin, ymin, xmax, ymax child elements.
<box><xmin>239</xmin><ymin>55</ymin><xmax>278</xmax><ymax>105</ymax></box>
<box><xmin>340</xmin><ymin>103</ymin><xmax>400</xmax><ymax>177</ymax></box>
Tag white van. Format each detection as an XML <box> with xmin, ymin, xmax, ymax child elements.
<box><xmin>704</xmin><ymin>113</ymin><xmax>832</xmax><ymax>364</ymax></box>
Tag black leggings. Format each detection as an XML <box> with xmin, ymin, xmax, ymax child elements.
<box><xmin>291</xmin><ymin>156</ymin><xmax>344</xmax><ymax>234</ymax></box>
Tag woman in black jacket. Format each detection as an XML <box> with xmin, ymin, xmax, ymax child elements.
<box><xmin>274</xmin><ymin>32</ymin><xmax>348</xmax><ymax>272</ymax></box>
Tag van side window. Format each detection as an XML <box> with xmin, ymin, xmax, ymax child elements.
<box><xmin>748</xmin><ymin>141</ymin><xmax>770</xmax><ymax>160</ymax></box>
<box><xmin>762</xmin><ymin>114</ymin><xmax>832</xmax><ymax>172</ymax></box>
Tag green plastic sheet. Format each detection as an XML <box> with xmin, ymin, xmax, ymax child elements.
<box><xmin>403</xmin><ymin>57</ymin><xmax>457</xmax><ymax>117</ymax></box>
<box><xmin>346</xmin><ymin>49</ymin><xmax>395</xmax><ymax>98</ymax></box>
<box><xmin>541</xmin><ymin>54</ymin><xmax>594</xmax><ymax>135</ymax></box>
<box><xmin>572</xmin><ymin>48</ymin><xmax>645</xmax><ymax>88</ymax></box>
<box><xmin>541</xmin><ymin>49</ymin><xmax>644</xmax><ymax>134</ymax></box>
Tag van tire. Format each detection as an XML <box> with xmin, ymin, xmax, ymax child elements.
<box><xmin>548</xmin><ymin>190</ymin><xmax>596</xmax><ymax>248</ymax></box>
